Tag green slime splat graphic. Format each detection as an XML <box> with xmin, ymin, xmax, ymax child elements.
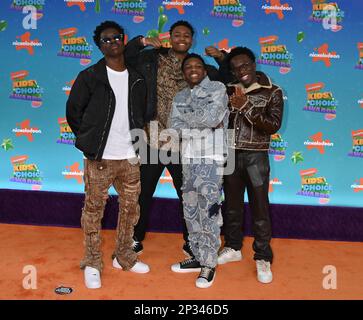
<box><xmin>1</xmin><ymin>139</ymin><xmax>14</xmax><ymax>151</ymax></box>
<box><xmin>147</xmin><ymin>6</ymin><xmax>168</xmax><ymax>38</ymax></box>
<box><xmin>95</xmin><ymin>0</ymin><xmax>110</xmax><ymax>13</ymax></box>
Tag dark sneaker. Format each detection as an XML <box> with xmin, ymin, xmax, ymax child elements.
<box><xmin>182</xmin><ymin>241</ymin><xmax>194</xmax><ymax>258</ymax></box>
<box><xmin>196</xmin><ymin>267</ymin><xmax>216</xmax><ymax>289</ymax></box>
<box><xmin>171</xmin><ymin>258</ymin><xmax>201</xmax><ymax>273</ymax></box>
<box><xmin>132</xmin><ymin>238</ymin><xmax>143</xmax><ymax>255</ymax></box>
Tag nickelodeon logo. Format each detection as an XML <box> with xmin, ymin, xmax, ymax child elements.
<box><xmin>12</xmin><ymin>119</ymin><xmax>41</xmax><ymax>142</ymax></box>
<box><xmin>159</xmin><ymin>169</ymin><xmax>175</xmax><ymax>188</ymax></box>
<box><xmin>62</xmin><ymin>79</ymin><xmax>75</xmax><ymax>95</ymax></box>
<box><xmin>57</xmin><ymin>117</ymin><xmax>75</xmax><ymax>145</ymax></box>
<box><xmin>10</xmin><ymin>155</ymin><xmax>42</xmax><ymax>185</ymax></box>
<box><xmin>351</xmin><ymin>179</ymin><xmax>363</xmax><ymax>193</ymax></box>
<box><xmin>12</xmin><ymin>31</ymin><xmax>42</xmax><ymax>55</ymax></box>
<box><xmin>112</xmin><ymin>0</ymin><xmax>147</xmax><ymax>16</ymax></box>
<box><xmin>257</xmin><ymin>35</ymin><xmax>292</xmax><ymax>73</ymax></box>
<box><xmin>348</xmin><ymin>129</ymin><xmax>363</xmax><ymax>158</ymax></box>
<box><xmin>62</xmin><ymin>162</ymin><xmax>83</xmax><ymax>184</ymax></box>
<box><xmin>210</xmin><ymin>0</ymin><xmax>245</xmax><ymax>26</ymax></box>
<box><xmin>163</xmin><ymin>0</ymin><xmax>194</xmax><ymax>15</ymax></box>
<box><xmin>64</xmin><ymin>0</ymin><xmax>94</xmax><ymax>12</ymax></box>
<box><xmin>309</xmin><ymin>43</ymin><xmax>340</xmax><ymax>67</ymax></box>
<box><xmin>9</xmin><ymin>70</ymin><xmax>43</xmax><ymax>107</ymax></box>
<box><xmin>297</xmin><ymin>168</ymin><xmax>331</xmax><ymax>204</ymax></box>
<box><xmin>262</xmin><ymin>0</ymin><xmax>293</xmax><ymax>20</ymax></box>
<box><xmin>269</xmin><ymin>133</ymin><xmax>287</xmax><ymax>161</ymax></box>
<box><xmin>58</xmin><ymin>27</ymin><xmax>92</xmax><ymax>65</ymax></box>
<box><xmin>304</xmin><ymin>132</ymin><xmax>333</xmax><ymax>154</ymax></box>
<box><xmin>304</xmin><ymin>82</ymin><xmax>337</xmax><ymax>120</ymax></box>
<box><xmin>269</xmin><ymin>177</ymin><xmax>282</xmax><ymax>193</ymax></box>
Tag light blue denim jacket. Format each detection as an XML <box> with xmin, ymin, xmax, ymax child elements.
<box><xmin>169</xmin><ymin>76</ymin><xmax>229</xmax><ymax>160</ymax></box>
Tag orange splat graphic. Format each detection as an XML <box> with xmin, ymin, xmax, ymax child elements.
<box><xmin>15</xmin><ymin>119</ymin><xmax>39</xmax><ymax>142</ymax></box>
<box><xmin>313</xmin><ymin>43</ymin><xmax>336</xmax><ymax>67</ymax></box>
<box><xmin>65</xmin><ymin>79</ymin><xmax>75</xmax><ymax>95</ymax></box>
<box><xmin>353</xmin><ymin>178</ymin><xmax>363</xmax><ymax>193</ymax></box>
<box><xmin>15</xmin><ymin>32</ymin><xmax>40</xmax><ymax>55</ymax></box>
<box><xmin>265</xmin><ymin>0</ymin><xmax>290</xmax><ymax>20</ymax></box>
<box><xmin>269</xmin><ymin>178</ymin><xmax>280</xmax><ymax>193</ymax></box>
<box><xmin>306</xmin><ymin>132</ymin><xmax>330</xmax><ymax>154</ymax></box>
<box><xmin>214</xmin><ymin>39</ymin><xmax>235</xmax><ymax>53</ymax></box>
<box><xmin>165</xmin><ymin>0</ymin><xmax>191</xmax><ymax>14</ymax></box>
<box><xmin>65</xmin><ymin>162</ymin><xmax>83</xmax><ymax>184</ymax></box>
<box><xmin>67</xmin><ymin>1</ymin><xmax>86</xmax><ymax>11</ymax></box>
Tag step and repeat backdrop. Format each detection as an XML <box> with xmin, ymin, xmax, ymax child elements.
<box><xmin>0</xmin><ymin>0</ymin><xmax>362</xmax><ymax>207</ymax></box>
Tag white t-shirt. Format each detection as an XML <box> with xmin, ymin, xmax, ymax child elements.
<box><xmin>102</xmin><ymin>66</ymin><xmax>136</xmax><ymax>160</ymax></box>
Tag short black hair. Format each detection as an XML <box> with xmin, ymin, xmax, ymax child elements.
<box><xmin>181</xmin><ymin>53</ymin><xmax>206</xmax><ymax>71</ymax></box>
<box><xmin>93</xmin><ymin>21</ymin><xmax>124</xmax><ymax>49</ymax></box>
<box><xmin>169</xmin><ymin>20</ymin><xmax>194</xmax><ymax>37</ymax></box>
<box><xmin>227</xmin><ymin>46</ymin><xmax>256</xmax><ymax>69</ymax></box>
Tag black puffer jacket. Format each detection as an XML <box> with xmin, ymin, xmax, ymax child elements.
<box><xmin>125</xmin><ymin>36</ymin><xmax>220</xmax><ymax>122</ymax></box>
<box><xmin>66</xmin><ymin>58</ymin><xmax>146</xmax><ymax>160</ymax></box>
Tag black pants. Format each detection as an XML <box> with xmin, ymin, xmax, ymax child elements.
<box><xmin>133</xmin><ymin>145</ymin><xmax>189</xmax><ymax>243</ymax></box>
<box><xmin>223</xmin><ymin>150</ymin><xmax>273</xmax><ymax>263</ymax></box>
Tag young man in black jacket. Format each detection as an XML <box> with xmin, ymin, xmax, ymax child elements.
<box><xmin>124</xmin><ymin>21</ymin><xmax>219</xmax><ymax>258</ymax></box>
<box><xmin>66</xmin><ymin>21</ymin><xmax>149</xmax><ymax>289</ymax></box>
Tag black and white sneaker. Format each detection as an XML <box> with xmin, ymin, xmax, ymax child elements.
<box><xmin>196</xmin><ymin>267</ymin><xmax>216</xmax><ymax>289</ymax></box>
<box><xmin>171</xmin><ymin>258</ymin><xmax>201</xmax><ymax>273</ymax></box>
<box><xmin>132</xmin><ymin>238</ymin><xmax>143</xmax><ymax>255</ymax></box>
<box><xmin>182</xmin><ymin>241</ymin><xmax>194</xmax><ymax>258</ymax></box>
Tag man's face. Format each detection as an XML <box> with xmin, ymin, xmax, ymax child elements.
<box><xmin>170</xmin><ymin>25</ymin><xmax>193</xmax><ymax>54</ymax></box>
<box><xmin>99</xmin><ymin>27</ymin><xmax>124</xmax><ymax>58</ymax></box>
<box><xmin>182</xmin><ymin>57</ymin><xmax>207</xmax><ymax>88</ymax></box>
<box><xmin>230</xmin><ymin>54</ymin><xmax>257</xmax><ymax>87</ymax></box>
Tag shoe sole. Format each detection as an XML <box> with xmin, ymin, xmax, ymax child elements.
<box><xmin>85</xmin><ymin>282</ymin><xmax>101</xmax><ymax>289</ymax></box>
<box><xmin>257</xmin><ymin>276</ymin><xmax>273</xmax><ymax>284</ymax></box>
<box><xmin>171</xmin><ymin>266</ymin><xmax>201</xmax><ymax>273</ymax></box>
<box><xmin>196</xmin><ymin>274</ymin><xmax>216</xmax><ymax>289</ymax></box>
<box><xmin>217</xmin><ymin>256</ymin><xmax>242</xmax><ymax>265</ymax></box>
<box><xmin>113</xmin><ymin>260</ymin><xmax>150</xmax><ymax>273</ymax></box>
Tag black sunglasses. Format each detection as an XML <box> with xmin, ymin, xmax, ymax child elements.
<box><xmin>100</xmin><ymin>34</ymin><xmax>124</xmax><ymax>45</ymax></box>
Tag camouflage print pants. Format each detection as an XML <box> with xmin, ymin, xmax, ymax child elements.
<box><xmin>80</xmin><ymin>158</ymin><xmax>141</xmax><ymax>273</ymax></box>
<box><xmin>182</xmin><ymin>158</ymin><xmax>224</xmax><ymax>268</ymax></box>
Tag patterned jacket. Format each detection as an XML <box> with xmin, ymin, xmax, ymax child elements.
<box><xmin>170</xmin><ymin>76</ymin><xmax>229</xmax><ymax>160</ymax></box>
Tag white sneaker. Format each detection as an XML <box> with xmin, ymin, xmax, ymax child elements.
<box><xmin>84</xmin><ymin>266</ymin><xmax>101</xmax><ymax>289</ymax></box>
<box><xmin>256</xmin><ymin>259</ymin><xmax>273</xmax><ymax>284</ymax></box>
<box><xmin>113</xmin><ymin>257</ymin><xmax>150</xmax><ymax>274</ymax></box>
<box><xmin>217</xmin><ymin>247</ymin><xmax>242</xmax><ymax>265</ymax></box>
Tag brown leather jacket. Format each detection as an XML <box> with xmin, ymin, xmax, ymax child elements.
<box><xmin>229</xmin><ymin>71</ymin><xmax>284</xmax><ymax>151</ymax></box>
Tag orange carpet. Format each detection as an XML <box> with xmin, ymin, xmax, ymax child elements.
<box><xmin>0</xmin><ymin>223</ymin><xmax>362</xmax><ymax>300</ymax></box>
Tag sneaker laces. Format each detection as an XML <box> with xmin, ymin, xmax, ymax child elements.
<box><xmin>180</xmin><ymin>258</ymin><xmax>195</xmax><ymax>267</ymax></box>
<box><xmin>220</xmin><ymin>247</ymin><xmax>234</xmax><ymax>256</ymax></box>
<box><xmin>257</xmin><ymin>260</ymin><xmax>270</xmax><ymax>272</ymax></box>
<box><xmin>199</xmin><ymin>267</ymin><xmax>212</xmax><ymax>279</ymax></box>
<box><xmin>132</xmin><ymin>240</ymin><xmax>139</xmax><ymax>249</ymax></box>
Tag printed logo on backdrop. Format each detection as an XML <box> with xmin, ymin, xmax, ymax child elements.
<box><xmin>12</xmin><ymin>119</ymin><xmax>42</xmax><ymax>142</ymax></box>
<box><xmin>355</xmin><ymin>43</ymin><xmax>363</xmax><ymax>70</ymax></box>
<box><xmin>9</xmin><ymin>70</ymin><xmax>43</xmax><ymax>108</ymax></box>
<box><xmin>297</xmin><ymin>168</ymin><xmax>332</xmax><ymax>204</ymax></box>
<box><xmin>57</xmin><ymin>118</ymin><xmax>75</xmax><ymax>145</ymax></box>
<box><xmin>210</xmin><ymin>0</ymin><xmax>246</xmax><ymax>27</ymax></box>
<box><xmin>112</xmin><ymin>0</ymin><xmax>147</xmax><ymax>22</ymax></box>
<box><xmin>164</xmin><ymin>0</ymin><xmax>194</xmax><ymax>15</ymax></box>
<box><xmin>11</xmin><ymin>0</ymin><xmax>45</xmax><ymax>13</ymax></box>
<box><xmin>351</xmin><ymin>178</ymin><xmax>363</xmax><ymax>193</ymax></box>
<box><xmin>62</xmin><ymin>79</ymin><xmax>75</xmax><ymax>96</ymax></box>
<box><xmin>57</xmin><ymin>27</ymin><xmax>93</xmax><ymax>66</ymax></box>
<box><xmin>358</xmin><ymin>96</ymin><xmax>363</xmax><ymax>109</ymax></box>
<box><xmin>309</xmin><ymin>43</ymin><xmax>340</xmax><ymax>67</ymax></box>
<box><xmin>159</xmin><ymin>169</ymin><xmax>174</xmax><ymax>188</ymax></box>
<box><xmin>262</xmin><ymin>0</ymin><xmax>293</xmax><ymax>20</ymax></box>
<box><xmin>12</xmin><ymin>32</ymin><xmax>42</xmax><ymax>55</ymax></box>
<box><xmin>257</xmin><ymin>35</ymin><xmax>292</xmax><ymax>74</ymax></box>
<box><xmin>269</xmin><ymin>133</ymin><xmax>287</xmax><ymax>161</ymax></box>
<box><xmin>269</xmin><ymin>177</ymin><xmax>282</xmax><ymax>193</ymax></box>
<box><xmin>348</xmin><ymin>129</ymin><xmax>363</xmax><ymax>158</ymax></box>
<box><xmin>62</xmin><ymin>162</ymin><xmax>83</xmax><ymax>184</ymax></box>
<box><xmin>304</xmin><ymin>82</ymin><xmax>337</xmax><ymax>120</ymax></box>
<box><xmin>309</xmin><ymin>0</ymin><xmax>344</xmax><ymax>32</ymax></box>
<box><xmin>65</xmin><ymin>0</ymin><xmax>95</xmax><ymax>12</ymax></box>
<box><xmin>10</xmin><ymin>155</ymin><xmax>42</xmax><ymax>188</ymax></box>
<box><xmin>304</xmin><ymin>132</ymin><xmax>334</xmax><ymax>154</ymax></box>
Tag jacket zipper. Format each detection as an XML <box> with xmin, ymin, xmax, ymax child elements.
<box><xmin>95</xmin><ymin>89</ymin><xmax>113</xmax><ymax>160</ymax></box>
<box><xmin>129</xmin><ymin>78</ymin><xmax>143</xmax><ymax>128</ymax></box>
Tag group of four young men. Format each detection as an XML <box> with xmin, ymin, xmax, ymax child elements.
<box><xmin>66</xmin><ymin>20</ymin><xmax>284</xmax><ymax>290</ymax></box>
